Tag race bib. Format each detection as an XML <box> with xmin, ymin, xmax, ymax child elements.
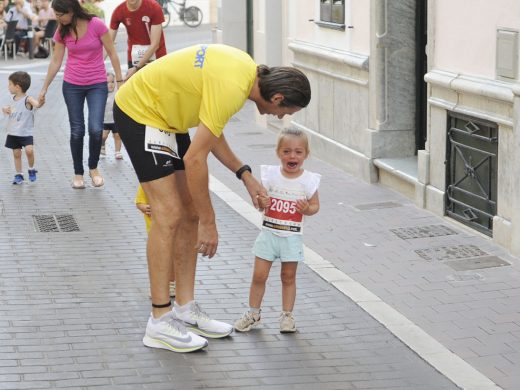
<box><xmin>144</xmin><ymin>126</ymin><xmax>180</xmax><ymax>159</ymax></box>
<box><xmin>262</xmin><ymin>190</ymin><xmax>304</xmax><ymax>234</ymax></box>
<box><xmin>131</xmin><ymin>44</ymin><xmax>156</xmax><ymax>66</ymax></box>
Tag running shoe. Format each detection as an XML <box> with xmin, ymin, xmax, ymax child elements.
<box><xmin>12</xmin><ymin>174</ymin><xmax>24</xmax><ymax>185</ymax></box>
<box><xmin>234</xmin><ymin>310</ymin><xmax>261</xmax><ymax>332</ymax></box>
<box><xmin>28</xmin><ymin>169</ymin><xmax>37</xmax><ymax>182</ymax></box>
<box><xmin>173</xmin><ymin>301</ymin><xmax>233</xmax><ymax>339</ymax></box>
<box><xmin>142</xmin><ymin>311</ymin><xmax>208</xmax><ymax>353</ymax></box>
<box><xmin>279</xmin><ymin>311</ymin><xmax>296</xmax><ymax>333</ymax></box>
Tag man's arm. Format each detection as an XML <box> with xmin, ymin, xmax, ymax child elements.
<box><xmin>211</xmin><ymin>133</ymin><xmax>266</xmax><ymax>209</ymax></box>
<box><xmin>182</xmin><ymin>123</ymin><xmax>220</xmax><ymax>258</ymax></box>
<box><xmin>125</xmin><ymin>24</ymin><xmax>162</xmax><ymax>79</ymax></box>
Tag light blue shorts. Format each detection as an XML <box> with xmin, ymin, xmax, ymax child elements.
<box><xmin>253</xmin><ymin>230</ymin><xmax>304</xmax><ymax>262</ymax></box>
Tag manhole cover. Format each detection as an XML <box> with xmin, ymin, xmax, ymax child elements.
<box><xmin>248</xmin><ymin>144</ymin><xmax>276</xmax><ymax>150</ymax></box>
<box><xmin>33</xmin><ymin>214</ymin><xmax>80</xmax><ymax>232</ymax></box>
<box><xmin>353</xmin><ymin>201</ymin><xmax>402</xmax><ymax>211</ymax></box>
<box><xmin>415</xmin><ymin>244</ymin><xmax>487</xmax><ymax>261</ymax></box>
<box><xmin>391</xmin><ymin>224</ymin><xmax>458</xmax><ymax>239</ymax></box>
<box><xmin>446</xmin><ymin>256</ymin><xmax>510</xmax><ymax>271</ymax></box>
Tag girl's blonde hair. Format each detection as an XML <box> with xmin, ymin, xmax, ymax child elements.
<box><xmin>276</xmin><ymin>127</ymin><xmax>310</xmax><ymax>155</ymax></box>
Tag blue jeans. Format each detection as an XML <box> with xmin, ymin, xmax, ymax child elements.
<box><xmin>62</xmin><ymin>81</ymin><xmax>108</xmax><ymax>175</ymax></box>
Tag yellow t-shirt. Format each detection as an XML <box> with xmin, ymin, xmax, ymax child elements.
<box><xmin>115</xmin><ymin>44</ymin><xmax>257</xmax><ymax>137</ymax></box>
<box><xmin>135</xmin><ymin>184</ymin><xmax>151</xmax><ymax>232</ymax></box>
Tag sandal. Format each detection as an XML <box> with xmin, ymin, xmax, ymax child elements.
<box><xmin>89</xmin><ymin>170</ymin><xmax>104</xmax><ymax>187</ymax></box>
<box><xmin>72</xmin><ymin>176</ymin><xmax>85</xmax><ymax>189</ymax></box>
<box><xmin>115</xmin><ymin>151</ymin><xmax>123</xmax><ymax>160</ymax></box>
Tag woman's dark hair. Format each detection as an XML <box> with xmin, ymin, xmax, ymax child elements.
<box><xmin>52</xmin><ymin>0</ymin><xmax>94</xmax><ymax>42</ymax></box>
<box><xmin>257</xmin><ymin>65</ymin><xmax>311</xmax><ymax>108</ymax></box>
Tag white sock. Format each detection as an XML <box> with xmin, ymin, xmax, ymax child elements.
<box><xmin>250</xmin><ymin>307</ymin><xmax>261</xmax><ymax>314</ymax></box>
<box><xmin>174</xmin><ymin>300</ymin><xmax>195</xmax><ymax>313</ymax></box>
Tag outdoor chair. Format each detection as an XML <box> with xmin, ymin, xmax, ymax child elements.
<box><xmin>0</xmin><ymin>21</ymin><xmax>19</xmax><ymax>60</ymax></box>
<box><xmin>42</xmin><ymin>19</ymin><xmax>57</xmax><ymax>56</ymax></box>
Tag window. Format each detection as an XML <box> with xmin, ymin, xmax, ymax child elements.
<box><xmin>319</xmin><ymin>0</ymin><xmax>345</xmax><ymax>29</ymax></box>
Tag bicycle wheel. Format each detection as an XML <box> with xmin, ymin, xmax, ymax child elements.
<box><xmin>162</xmin><ymin>5</ymin><xmax>171</xmax><ymax>28</ymax></box>
<box><xmin>183</xmin><ymin>6</ymin><xmax>202</xmax><ymax>28</ymax></box>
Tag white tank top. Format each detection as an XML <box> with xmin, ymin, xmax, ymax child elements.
<box><xmin>7</xmin><ymin>96</ymin><xmax>35</xmax><ymax>137</ymax></box>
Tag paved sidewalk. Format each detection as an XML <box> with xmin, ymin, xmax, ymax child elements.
<box><xmin>0</xmin><ymin>75</ymin><xmax>457</xmax><ymax>389</ymax></box>
<box><xmin>0</xmin><ymin>24</ymin><xmax>519</xmax><ymax>390</ymax></box>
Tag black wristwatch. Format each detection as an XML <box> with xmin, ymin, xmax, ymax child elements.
<box><xmin>235</xmin><ymin>164</ymin><xmax>252</xmax><ymax>180</ymax></box>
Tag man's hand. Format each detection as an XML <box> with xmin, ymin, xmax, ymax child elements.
<box><xmin>195</xmin><ymin>221</ymin><xmax>218</xmax><ymax>258</ymax></box>
<box><xmin>125</xmin><ymin>66</ymin><xmax>138</xmax><ymax>80</ymax></box>
<box><xmin>257</xmin><ymin>194</ymin><xmax>270</xmax><ymax>210</ymax></box>
<box><xmin>242</xmin><ymin>172</ymin><xmax>268</xmax><ymax>209</ymax></box>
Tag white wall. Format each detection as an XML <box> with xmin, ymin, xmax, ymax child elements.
<box><xmin>433</xmin><ymin>0</ymin><xmax>520</xmax><ymax>79</ymax></box>
<box><xmin>286</xmin><ymin>0</ymin><xmax>369</xmax><ymax>55</ymax></box>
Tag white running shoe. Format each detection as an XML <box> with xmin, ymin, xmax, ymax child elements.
<box><xmin>143</xmin><ymin>311</ymin><xmax>208</xmax><ymax>353</ymax></box>
<box><xmin>173</xmin><ymin>301</ymin><xmax>233</xmax><ymax>339</ymax></box>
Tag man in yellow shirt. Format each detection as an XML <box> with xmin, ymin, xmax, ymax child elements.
<box><xmin>114</xmin><ymin>43</ymin><xmax>311</xmax><ymax>353</ymax></box>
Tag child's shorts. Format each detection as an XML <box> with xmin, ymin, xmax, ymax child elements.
<box><xmin>253</xmin><ymin>229</ymin><xmax>304</xmax><ymax>262</ymax></box>
<box><xmin>103</xmin><ymin>123</ymin><xmax>118</xmax><ymax>133</ymax></box>
<box><xmin>5</xmin><ymin>135</ymin><xmax>33</xmax><ymax>149</ymax></box>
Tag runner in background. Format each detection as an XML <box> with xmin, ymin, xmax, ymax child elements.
<box><xmin>109</xmin><ymin>0</ymin><xmax>166</xmax><ymax>80</ymax></box>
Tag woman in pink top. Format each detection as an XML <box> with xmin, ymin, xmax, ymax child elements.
<box><xmin>38</xmin><ymin>0</ymin><xmax>122</xmax><ymax>189</ymax></box>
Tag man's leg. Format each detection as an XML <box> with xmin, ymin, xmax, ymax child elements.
<box><xmin>141</xmin><ymin>174</ymin><xmax>190</xmax><ymax>318</ymax></box>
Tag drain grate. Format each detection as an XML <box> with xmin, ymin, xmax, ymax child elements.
<box><xmin>391</xmin><ymin>224</ymin><xmax>458</xmax><ymax>239</ymax></box>
<box><xmin>415</xmin><ymin>244</ymin><xmax>487</xmax><ymax>261</ymax></box>
<box><xmin>33</xmin><ymin>214</ymin><xmax>80</xmax><ymax>232</ymax></box>
<box><xmin>354</xmin><ymin>201</ymin><xmax>402</xmax><ymax>211</ymax></box>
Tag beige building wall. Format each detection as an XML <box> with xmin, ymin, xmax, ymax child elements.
<box><xmin>421</xmin><ymin>0</ymin><xmax>520</xmax><ymax>256</ymax></box>
<box><xmin>225</xmin><ymin>0</ymin><xmax>520</xmax><ymax>256</ymax></box>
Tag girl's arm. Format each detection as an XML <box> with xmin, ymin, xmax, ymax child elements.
<box><xmin>136</xmin><ymin>203</ymin><xmax>152</xmax><ymax>216</ymax></box>
<box><xmin>38</xmin><ymin>41</ymin><xmax>65</xmax><ymax>106</ymax></box>
<box><xmin>101</xmin><ymin>31</ymin><xmax>123</xmax><ymax>86</ymax></box>
<box><xmin>296</xmin><ymin>190</ymin><xmax>320</xmax><ymax>216</ymax></box>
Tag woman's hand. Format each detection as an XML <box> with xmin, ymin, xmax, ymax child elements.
<box><xmin>38</xmin><ymin>90</ymin><xmax>46</xmax><ymax>107</ymax></box>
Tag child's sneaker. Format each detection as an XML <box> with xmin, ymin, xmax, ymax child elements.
<box><xmin>100</xmin><ymin>145</ymin><xmax>106</xmax><ymax>157</ymax></box>
<box><xmin>12</xmin><ymin>174</ymin><xmax>24</xmax><ymax>185</ymax></box>
<box><xmin>173</xmin><ymin>301</ymin><xmax>233</xmax><ymax>339</ymax></box>
<box><xmin>28</xmin><ymin>169</ymin><xmax>38</xmax><ymax>182</ymax></box>
<box><xmin>279</xmin><ymin>311</ymin><xmax>296</xmax><ymax>333</ymax></box>
<box><xmin>234</xmin><ymin>310</ymin><xmax>261</xmax><ymax>332</ymax></box>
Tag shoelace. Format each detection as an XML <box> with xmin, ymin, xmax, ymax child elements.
<box><xmin>168</xmin><ymin>314</ymin><xmax>188</xmax><ymax>334</ymax></box>
<box><xmin>191</xmin><ymin>302</ymin><xmax>211</xmax><ymax>321</ymax></box>
<box><xmin>279</xmin><ymin>312</ymin><xmax>293</xmax><ymax>321</ymax></box>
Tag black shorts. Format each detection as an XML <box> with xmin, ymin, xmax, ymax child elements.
<box><xmin>103</xmin><ymin>123</ymin><xmax>118</xmax><ymax>133</ymax></box>
<box><xmin>5</xmin><ymin>135</ymin><xmax>33</xmax><ymax>149</ymax></box>
<box><xmin>113</xmin><ymin>102</ymin><xmax>190</xmax><ymax>183</ymax></box>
